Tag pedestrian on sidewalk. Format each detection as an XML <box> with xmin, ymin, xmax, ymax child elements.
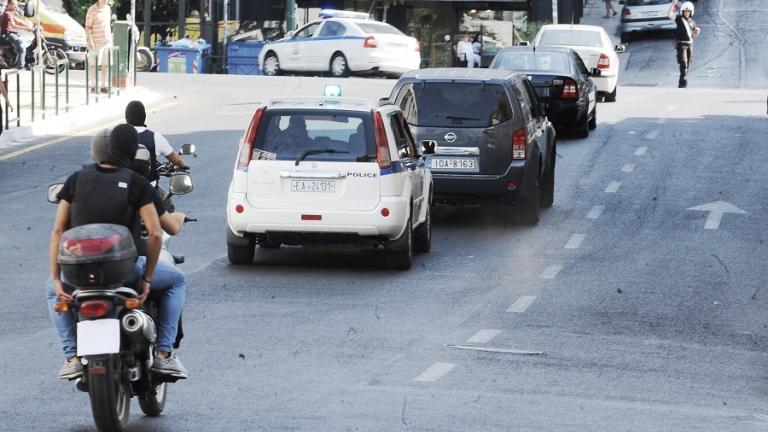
<box><xmin>0</xmin><ymin>74</ymin><xmax>13</xmax><ymax>136</ymax></box>
<box><xmin>85</xmin><ymin>0</ymin><xmax>112</xmax><ymax>94</ymax></box>
<box><xmin>603</xmin><ymin>0</ymin><xmax>618</xmax><ymax>18</ymax></box>
<box><xmin>668</xmin><ymin>0</ymin><xmax>701</xmax><ymax>88</ymax></box>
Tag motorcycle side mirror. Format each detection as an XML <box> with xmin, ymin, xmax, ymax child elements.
<box><xmin>169</xmin><ymin>173</ymin><xmax>193</xmax><ymax>195</ymax></box>
<box><xmin>23</xmin><ymin>2</ymin><xmax>35</xmax><ymax>17</ymax></box>
<box><xmin>48</xmin><ymin>183</ymin><xmax>63</xmax><ymax>203</ymax></box>
<box><xmin>179</xmin><ymin>143</ymin><xmax>196</xmax><ymax>156</ymax></box>
<box><xmin>420</xmin><ymin>140</ymin><xmax>436</xmax><ymax>155</ymax></box>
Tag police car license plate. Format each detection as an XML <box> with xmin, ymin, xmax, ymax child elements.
<box><xmin>291</xmin><ymin>180</ymin><xmax>336</xmax><ymax>193</ymax></box>
<box><xmin>77</xmin><ymin>319</ymin><xmax>120</xmax><ymax>356</ymax></box>
<box><xmin>431</xmin><ymin>158</ymin><xmax>477</xmax><ymax>170</ymax></box>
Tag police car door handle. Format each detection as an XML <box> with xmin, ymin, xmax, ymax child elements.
<box><xmin>280</xmin><ymin>171</ymin><xmax>348</xmax><ymax>179</ymax></box>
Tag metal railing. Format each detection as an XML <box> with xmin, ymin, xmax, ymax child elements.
<box><xmin>4</xmin><ymin>70</ymin><xmax>20</xmax><ymax>130</ymax></box>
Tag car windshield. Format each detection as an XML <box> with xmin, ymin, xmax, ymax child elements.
<box><xmin>355</xmin><ymin>22</ymin><xmax>404</xmax><ymax>35</ymax></box>
<box><xmin>492</xmin><ymin>52</ymin><xmax>570</xmax><ymax>74</ymax></box>
<box><xmin>253</xmin><ymin>110</ymin><xmax>374</xmax><ymax>162</ymax></box>
<box><xmin>627</xmin><ymin>0</ymin><xmax>671</xmax><ymax>5</ymax></box>
<box><xmin>539</xmin><ymin>29</ymin><xmax>603</xmax><ymax>48</ymax></box>
<box><xmin>408</xmin><ymin>83</ymin><xmax>513</xmax><ymax>128</ymax></box>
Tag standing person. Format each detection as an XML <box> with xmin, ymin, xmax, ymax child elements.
<box><xmin>85</xmin><ymin>0</ymin><xmax>112</xmax><ymax>93</ymax></box>
<box><xmin>0</xmin><ymin>75</ymin><xmax>13</xmax><ymax>136</ymax></box>
<box><xmin>471</xmin><ymin>34</ymin><xmax>483</xmax><ymax>66</ymax></box>
<box><xmin>459</xmin><ymin>35</ymin><xmax>477</xmax><ymax>68</ymax></box>
<box><xmin>668</xmin><ymin>0</ymin><xmax>701</xmax><ymax>88</ymax></box>
<box><xmin>604</xmin><ymin>0</ymin><xmax>618</xmax><ymax>18</ymax></box>
<box><xmin>0</xmin><ymin>0</ymin><xmax>34</xmax><ymax>70</ymax></box>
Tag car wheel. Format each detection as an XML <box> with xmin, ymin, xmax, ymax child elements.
<box><xmin>519</xmin><ymin>170</ymin><xmax>540</xmax><ymax>225</ymax></box>
<box><xmin>330</xmin><ymin>53</ymin><xmax>349</xmax><ymax>78</ymax></box>
<box><xmin>263</xmin><ymin>52</ymin><xmax>281</xmax><ymax>76</ymax></box>
<box><xmin>620</xmin><ymin>32</ymin><xmax>631</xmax><ymax>44</ymax></box>
<box><xmin>228</xmin><ymin>242</ymin><xmax>255</xmax><ymax>265</ymax></box>
<box><xmin>385</xmin><ymin>214</ymin><xmax>413</xmax><ymax>270</ymax></box>
<box><xmin>413</xmin><ymin>204</ymin><xmax>431</xmax><ymax>253</ymax></box>
<box><xmin>540</xmin><ymin>151</ymin><xmax>555</xmax><ymax>208</ymax></box>
<box><xmin>588</xmin><ymin>107</ymin><xmax>597</xmax><ymax>130</ymax></box>
<box><xmin>605</xmin><ymin>87</ymin><xmax>617</xmax><ymax>103</ymax></box>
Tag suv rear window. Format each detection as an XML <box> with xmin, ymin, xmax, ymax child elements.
<box><xmin>253</xmin><ymin>110</ymin><xmax>374</xmax><ymax>162</ymax></box>
<box><xmin>492</xmin><ymin>51</ymin><xmax>570</xmax><ymax>74</ymax></box>
<box><xmin>403</xmin><ymin>82</ymin><xmax>514</xmax><ymax>128</ymax></box>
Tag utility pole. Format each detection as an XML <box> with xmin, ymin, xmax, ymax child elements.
<box><xmin>286</xmin><ymin>0</ymin><xmax>295</xmax><ymax>32</ymax></box>
<box><xmin>552</xmin><ymin>0</ymin><xmax>559</xmax><ymax>24</ymax></box>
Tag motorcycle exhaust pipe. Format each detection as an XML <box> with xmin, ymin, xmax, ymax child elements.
<box><xmin>122</xmin><ymin>310</ymin><xmax>157</xmax><ymax>343</ymax></box>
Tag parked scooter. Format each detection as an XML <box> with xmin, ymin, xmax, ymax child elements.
<box><xmin>46</xmin><ymin>144</ymin><xmax>195</xmax><ymax>432</ymax></box>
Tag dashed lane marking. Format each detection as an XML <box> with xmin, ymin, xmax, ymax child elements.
<box><xmin>540</xmin><ymin>265</ymin><xmax>563</xmax><ymax>280</ymax></box>
<box><xmin>645</xmin><ymin>130</ymin><xmax>659</xmax><ymax>140</ymax></box>
<box><xmin>634</xmin><ymin>146</ymin><xmax>648</xmax><ymax>156</ymax></box>
<box><xmin>507</xmin><ymin>295</ymin><xmax>537</xmax><ymax>313</ymax></box>
<box><xmin>414</xmin><ymin>362</ymin><xmax>456</xmax><ymax>382</ymax></box>
<box><xmin>466</xmin><ymin>329</ymin><xmax>502</xmax><ymax>344</ymax></box>
<box><xmin>622</xmin><ymin>164</ymin><xmax>636</xmax><ymax>173</ymax></box>
<box><xmin>587</xmin><ymin>205</ymin><xmax>604</xmax><ymax>220</ymax></box>
<box><xmin>565</xmin><ymin>234</ymin><xmax>586</xmax><ymax>249</ymax></box>
<box><xmin>446</xmin><ymin>345</ymin><xmax>543</xmax><ymax>355</ymax></box>
<box><xmin>605</xmin><ymin>181</ymin><xmax>622</xmax><ymax>193</ymax></box>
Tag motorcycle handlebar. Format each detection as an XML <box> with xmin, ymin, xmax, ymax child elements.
<box><xmin>183</xmin><ymin>216</ymin><xmax>197</xmax><ymax>223</ymax></box>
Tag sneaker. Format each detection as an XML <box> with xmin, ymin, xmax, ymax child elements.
<box><xmin>58</xmin><ymin>357</ymin><xmax>83</xmax><ymax>379</ymax></box>
<box><xmin>100</xmin><ymin>87</ymin><xmax>109</xmax><ymax>94</ymax></box>
<box><xmin>151</xmin><ymin>352</ymin><xmax>188</xmax><ymax>379</ymax></box>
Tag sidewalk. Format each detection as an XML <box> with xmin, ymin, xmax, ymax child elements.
<box><xmin>0</xmin><ymin>68</ymin><xmax>161</xmax><ymax>154</ymax></box>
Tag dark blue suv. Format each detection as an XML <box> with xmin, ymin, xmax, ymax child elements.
<box><xmin>388</xmin><ymin>68</ymin><xmax>557</xmax><ymax>224</ymax></box>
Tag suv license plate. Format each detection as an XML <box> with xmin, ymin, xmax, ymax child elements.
<box><xmin>291</xmin><ymin>180</ymin><xmax>336</xmax><ymax>193</ymax></box>
<box><xmin>431</xmin><ymin>158</ymin><xmax>477</xmax><ymax>170</ymax></box>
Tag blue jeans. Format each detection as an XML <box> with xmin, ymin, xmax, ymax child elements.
<box><xmin>46</xmin><ymin>256</ymin><xmax>187</xmax><ymax>358</ymax></box>
<box><xmin>6</xmin><ymin>33</ymin><xmax>28</xmax><ymax>69</ymax></box>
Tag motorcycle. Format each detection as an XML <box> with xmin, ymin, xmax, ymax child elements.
<box><xmin>0</xmin><ymin>25</ymin><xmax>68</xmax><ymax>74</ymax></box>
<box><xmin>46</xmin><ymin>144</ymin><xmax>195</xmax><ymax>432</ymax></box>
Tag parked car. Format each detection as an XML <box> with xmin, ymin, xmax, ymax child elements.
<box><xmin>490</xmin><ymin>46</ymin><xmax>598</xmax><ymax>138</ymax></box>
<box><xmin>619</xmin><ymin>0</ymin><xmax>677</xmax><ymax>43</ymax></box>
<box><xmin>533</xmin><ymin>24</ymin><xmax>625</xmax><ymax>102</ymax></box>
<box><xmin>19</xmin><ymin>0</ymin><xmax>88</xmax><ymax>66</ymax></box>
<box><xmin>388</xmin><ymin>68</ymin><xmax>557</xmax><ymax>224</ymax></box>
<box><xmin>258</xmin><ymin>9</ymin><xmax>420</xmax><ymax>78</ymax></box>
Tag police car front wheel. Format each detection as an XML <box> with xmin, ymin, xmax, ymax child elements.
<box><xmin>330</xmin><ymin>53</ymin><xmax>350</xmax><ymax>78</ymax></box>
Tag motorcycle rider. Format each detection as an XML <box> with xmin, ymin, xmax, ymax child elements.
<box><xmin>125</xmin><ymin>100</ymin><xmax>189</xmax><ymax>182</ymax></box>
<box><xmin>47</xmin><ymin>125</ymin><xmax>188</xmax><ymax>380</ymax></box>
<box><xmin>668</xmin><ymin>0</ymin><xmax>701</xmax><ymax>88</ymax></box>
<box><xmin>0</xmin><ymin>0</ymin><xmax>34</xmax><ymax>70</ymax></box>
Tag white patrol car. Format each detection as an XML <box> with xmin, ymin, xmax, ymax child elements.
<box><xmin>259</xmin><ymin>9</ymin><xmax>421</xmax><ymax>78</ymax></box>
<box><xmin>226</xmin><ymin>85</ymin><xmax>432</xmax><ymax>270</ymax></box>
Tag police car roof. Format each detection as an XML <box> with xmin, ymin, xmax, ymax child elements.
<box><xmin>399</xmin><ymin>67</ymin><xmax>524</xmax><ymax>82</ymax></box>
<box><xmin>264</xmin><ymin>97</ymin><xmax>376</xmax><ymax>112</ymax></box>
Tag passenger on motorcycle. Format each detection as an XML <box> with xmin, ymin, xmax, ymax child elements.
<box><xmin>125</xmin><ymin>100</ymin><xmax>189</xmax><ymax>182</ymax></box>
<box><xmin>0</xmin><ymin>0</ymin><xmax>33</xmax><ymax>69</ymax></box>
<box><xmin>47</xmin><ymin>125</ymin><xmax>189</xmax><ymax>380</ymax></box>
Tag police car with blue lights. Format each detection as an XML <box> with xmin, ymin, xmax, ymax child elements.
<box><xmin>259</xmin><ymin>10</ymin><xmax>421</xmax><ymax>78</ymax></box>
<box><xmin>226</xmin><ymin>84</ymin><xmax>433</xmax><ymax>270</ymax></box>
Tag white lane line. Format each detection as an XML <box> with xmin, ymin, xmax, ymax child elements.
<box><xmin>587</xmin><ymin>205</ymin><xmax>604</xmax><ymax>220</ymax></box>
<box><xmin>507</xmin><ymin>295</ymin><xmax>537</xmax><ymax>313</ymax></box>
<box><xmin>540</xmin><ymin>265</ymin><xmax>563</xmax><ymax>280</ymax></box>
<box><xmin>466</xmin><ymin>329</ymin><xmax>502</xmax><ymax>344</ymax></box>
<box><xmin>656</xmin><ymin>118</ymin><xmax>668</xmax><ymax>124</ymax></box>
<box><xmin>665</xmin><ymin>105</ymin><xmax>677</xmax><ymax>112</ymax></box>
<box><xmin>621</xmin><ymin>163</ymin><xmax>636</xmax><ymax>173</ymax></box>
<box><xmin>634</xmin><ymin>146</ymin><xmax>648</xmax><ymax>156</ymax></box>
<box><xmin>564</xmin><ymin>234</ymin><xmax>586</xmax><ymax>249</ymax></box>
<box><xmin>447</xmin><ymin>345</ymin><xmax>543</xmax><ymax>355</ymax></box>
<box><xmin>605</xmin><ymin>181</ymin><xmax>622</xmax><ymax>193</ymax></box>
<box><xmin>645</xmin><ymin>130</ymin><xmax>659</xmax><ymax>140</ymax></box>
<box><xmin>414</xmin><ymin>362</ymin><xmax>456</xmax><ymax>382</ymax></box>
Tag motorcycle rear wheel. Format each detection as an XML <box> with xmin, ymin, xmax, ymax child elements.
<box><xmin>88</xmin><ymin>356</ymin><xmax>131</xmax><ymax>432</ymax></box>
<box><xmin>138</xmin><ymin>382</ymin><xmax>167</xmax><ymax>417</ymax></box>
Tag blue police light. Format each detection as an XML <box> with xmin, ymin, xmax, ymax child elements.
<box><xmin>319</xmin><ymin>9</ymin><xmax>371</xmax><ymax>20</ymax></box>
<box><xmin>324</xmin><ymin>84</ymin><xmax>343</xmax><ymax>97</ymax></box>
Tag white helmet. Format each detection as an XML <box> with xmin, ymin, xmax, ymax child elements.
<box><xmin>680</xmin><ymin>1</ymin><xmax>694</xmax><ymax>16</ymax></box>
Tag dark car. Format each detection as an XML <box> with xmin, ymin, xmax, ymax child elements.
<box><xmin>387</xmin><ymin>68</ymin><xmax>556</xmax><ymax>224</ymax></box>
<box><xmin>490</xmin><ymin>46</ymin><xmax>599</xmax><ymax>138</ymax></box>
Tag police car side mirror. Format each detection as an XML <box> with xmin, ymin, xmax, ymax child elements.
<box><xmin>591</xmin><ymin>67</ymin><xmax>602</xmax><ymax>77</ymax></box>
<box><xmin>179</xmin><ymin>143</ymin><xmax>196</xmax><ymax>156</ymax></box>
<box><xmin>287</xmin><ymin>30</ymin><xmax>296</xmax><ymax>38</ymax></box>
<box><xmin>169</xmin><ymin>173</ymin><xmax>193</xmax><ymax>195</ymax></box>
<box><xmin>48</xmin><ymin>183</ymin><xmax>63</xmax><ymax>204</ymax></box>
<box><xmin>421</xmin><ymin>140</ymin><xmax>436</xmax><ymax>155</ymax></box>
<box><xmin>615</xmin><ymin>44</ymin><xmax>626</xmax><ymax>53</ymax></box>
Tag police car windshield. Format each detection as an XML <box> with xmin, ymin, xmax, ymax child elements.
<box><xmin>539</xmin><ymin>29</ymin><xmax>603</xmax><ymax>48</ymax></box>
<box><xmin>493</xmin><ymin>52</ymin><xmax>570</xmax><ymax>74</ymax></box>
<box><xmin>355</xmin><ymin>22</ymin><xmax>404</xmax><ymax>35</ymax></box>
<box><xmin>407</xmin><ymin>83</ymin><xmax>514</xmax><ymax>128</ymax></box>
<box><xmin>253</xmin><ymin>110</ymin><xmax>375</xmax><ymax>162</ymax></box>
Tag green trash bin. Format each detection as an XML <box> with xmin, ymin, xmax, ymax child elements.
<box><xmin>111</xmin><ymin>21</ymin><xmax>132</xmax><ymax>87</ymax></box>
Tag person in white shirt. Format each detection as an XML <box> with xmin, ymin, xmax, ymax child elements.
<box><xmin>125</xmin><ymin>101</ymin><xmax>188</xmax><ymax>182</ymax></box>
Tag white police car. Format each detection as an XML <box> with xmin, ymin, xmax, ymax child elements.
<box><xmin>226</xmin><ymin>85</ymin><xmax>432</xmax><ymax>269</ymax></box>
<box><xmin>259</xmin><ymin>10</ymin><xmax>421</xmax><ymax>78</ymax></box>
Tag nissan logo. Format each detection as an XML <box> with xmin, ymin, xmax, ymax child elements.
<box><xmin>444</xmin><ymin>132</ymin><xmax>457</xmax><ymax>143</ymax></box>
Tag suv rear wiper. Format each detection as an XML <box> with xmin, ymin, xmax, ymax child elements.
<box><xmin>444</xmin><ymin>115</ymin><xmax>482</xmax><ymax>121</ymax></box>
<box><xmin>295</xmin><ymin>148</ymin><xmax>350</xmax><ymax>166</ymax></box>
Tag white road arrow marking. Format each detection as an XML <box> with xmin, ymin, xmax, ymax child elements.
<box><xmin>687</xmin><ymin>201</ymin><xmax>746</xmax><ymax>230</ymax></box>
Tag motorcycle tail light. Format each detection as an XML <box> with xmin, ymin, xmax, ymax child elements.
<box><xmin>124</xmin><ymin>298</ymin><xmax>140</xmax><ymax>309</ymax></box>
<box><xmin>80</xmin><ymin>300</ymin><xmax>112</xmax><ymax>318</ymax></box>
<box><xmin>54</xmin><ymin>302</ymin><xmax>69</xmax><ymax>313</ymax></box>
<box><xmin>64</xmin><ymin>234</ymin><xmax>123</xmax><ymax>257</ymax></box>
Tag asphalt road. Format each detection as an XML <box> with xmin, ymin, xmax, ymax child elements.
<box><xmin>1</xmin><ymin>4</ymin><xmax>768</xmax><ymax>430</ymax></box>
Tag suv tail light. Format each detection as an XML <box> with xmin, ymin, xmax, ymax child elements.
<box><xmin>373</xmin><ymin>111</ymin><xmax>391</xmax><ymax>169</ymax></box>
<box><xmin>598</xmin><ymin>53</ymin><xmax>610</xmax><ymax>70</ymax></box>
<box><xmin>512</xmin><ymin>128</ymin><xmax>527</xmax><ymax>160</ymax></box>
<box><xmin>364</xmin><ymin>36</ymin><xmax>377</xmax><ymax>48</ymax></box>
<box><xmin>561</xmin><ymin>79</ymin><xmax>578</xmax><ymax>99</ymax></box>
<box><xmin>237</xmin><ymin>107</ymin><xmax>265</xmax><ymax>172</ymax></box>
<box><xmin>80</xmin><ymin>300</ymin><xmax>111</xmax><ymax>318</ymax></box>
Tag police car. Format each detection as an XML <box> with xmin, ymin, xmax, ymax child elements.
<box><xmin>259</xmin><ymin>10</ymin><xmax>421</xmax><ymax>78</ymax></box>
<box><xmin>226</xmin><ymin>85</ymin><xmax>432</xmax><ymax>270</ymax></box>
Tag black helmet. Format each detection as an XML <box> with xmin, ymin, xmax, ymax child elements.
<box><xmin>125</xmin><ymin>100</ymin><xmax>147</xmax><ymax>126</ymax></box>
<box><xmin>106</xmin><ymin>124</ymin><xmax>139</xmax><ymax>168</ymax></box>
